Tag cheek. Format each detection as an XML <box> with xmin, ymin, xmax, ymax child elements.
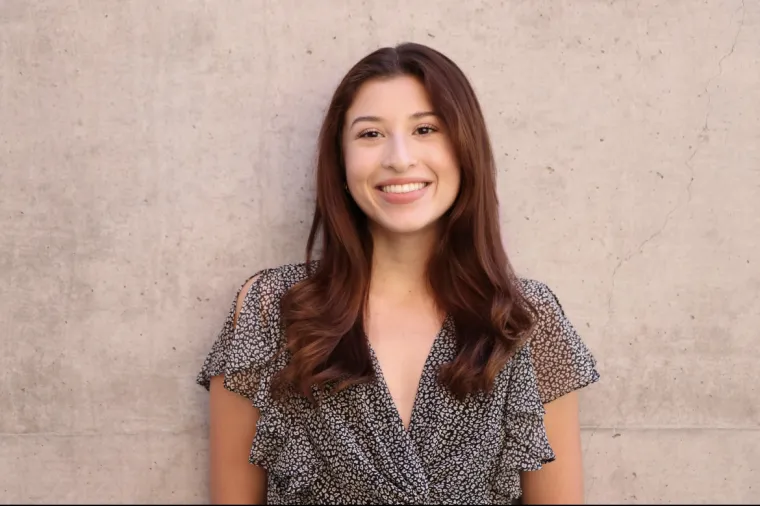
<box><xmin>446</xmin><ymin>169</ymin><xmax>462</xmax><ymax>200</ymax></box>
<box><xmin>435</xmin><ymin>149</ymin><xmax>461</xmax><ymax>189</ymax></box>
<box><xmin>451</xmin><ymin>169</ymin><xmax>462</xmax><ymax>191</ymax></box>
<box><xmin>343</xmin><ymin>146</ymin><xmax>374</xmax><ymax>183</ymax></box>
<box><xmin>429</xmin><ymin>139</ymin><xmax>458</xmax><ymax>172</ymax></box>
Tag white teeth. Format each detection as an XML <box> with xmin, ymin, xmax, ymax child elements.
<box><xmin>380</xmin><ymin>182</ymin><xmax>428</xmax><ymax>194</ymax></box>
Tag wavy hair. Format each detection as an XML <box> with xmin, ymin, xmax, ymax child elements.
<box><xmin>273</xmin><ymin>42</ymin><xmax>537</xmax><ymax>403</ymax></box>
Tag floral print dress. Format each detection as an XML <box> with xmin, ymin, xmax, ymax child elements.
<box><xmin>197</xmin><ymin>262</ymin><xmax>600</xmax><ymax>504</ymax></box>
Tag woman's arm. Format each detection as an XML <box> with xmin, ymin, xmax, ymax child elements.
<box><xmin>208</xmin><ymin>275</ymin><xmax>268</xmax><ymax>504</ymax></box>
<box><xmin>520</xmin><ymin>391</ymin><xmax>585</xmax><ymax>504</ymax></box>
<box><xmin>209</xmin><ymin>376</ymin><xmax>267</xmax><ymax>504</ymax></box>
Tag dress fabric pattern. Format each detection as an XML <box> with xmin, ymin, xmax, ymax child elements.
<box><xmin>196</xmin><ymin>262</ymin><xmax>600</xmax><ymax>504</ymax></box>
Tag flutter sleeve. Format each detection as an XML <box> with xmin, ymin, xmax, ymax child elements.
<box><xmin>521</xmin><ymin>279</ymin><xmax>601</xmax><ymax>404</ymax></box>
<box><xmin>196</xmin><ymin>269</ymin><xmax>282</xmax><ymax>407</ymax></box>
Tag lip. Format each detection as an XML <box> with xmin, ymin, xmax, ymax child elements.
<box><xmin>375</xmin><ymin>180</ymin><xmax>432</xmax><ymax>205</ymax></box>
<box><xmin>375</xmin><ymin>177</ymin><xmax>433</xmax><ymax>188</ymax></box>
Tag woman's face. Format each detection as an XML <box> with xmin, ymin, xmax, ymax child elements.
<box><xmin>342</xmin><ymin>75</ymin><xmax>461</xmax><ymax>236</ymax></box>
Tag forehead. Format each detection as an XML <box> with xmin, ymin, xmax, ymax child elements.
<box><xmin>347</xmin><ymin>75</ymin><xmax>434</xmax><ymax>117</ymax></box>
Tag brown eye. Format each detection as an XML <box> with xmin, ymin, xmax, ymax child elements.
<box><xmin>359</xmin><ymin>130</ymin><xmax>381</xmax><ymax>139</ymax></box>
<box><xmin>416</xmin><ymin>125</ymin><xmax>437</xmax><ymax>135</ymax></box>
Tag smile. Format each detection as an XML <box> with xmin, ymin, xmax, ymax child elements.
<box><xmin>379</xmin><ymin>182</ymin><xmax>430</xmax><ymax>194</ymax></box>
<box><xmin>374</xmin><ymin>181</ymin><xmax>431</xmax><ymax>205</ymax></box>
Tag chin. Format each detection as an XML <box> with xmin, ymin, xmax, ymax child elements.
<box><xmin>372</xmin><ymin>215</ymin><xmax>441</xmax><ymax>236</ymax></box>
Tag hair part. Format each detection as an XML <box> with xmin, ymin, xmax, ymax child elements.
<box><xmin>273</xmin><ymin>42</ymin><xmax>537</xmax><ymax>403</ymax></box>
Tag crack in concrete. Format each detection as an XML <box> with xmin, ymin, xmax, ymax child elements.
<box><xmin>688</xmin><ymin>0</ymin><xmax>746</xmax><ymax>204</ymax></box>
<box><xmin>606</xmin><ymin>0</ymin><xmax>746</xmax><ymax>319</ymax></box>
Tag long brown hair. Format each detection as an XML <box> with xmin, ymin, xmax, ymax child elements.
<box><xmin>274</xmin><ymin>42</ymin><xmax>536</xmax><ymax>403</ymax></box>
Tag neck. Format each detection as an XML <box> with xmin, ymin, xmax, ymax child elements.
<box><xmin>369</xmin><ymin>224</ymin><xmax>438</xmax><ymax>299</ymax></box>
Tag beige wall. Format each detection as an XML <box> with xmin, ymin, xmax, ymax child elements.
<box><xmin>2</xmin><ymin>0</ymin><xmax>758</xmax><ymax>503</ymax></box>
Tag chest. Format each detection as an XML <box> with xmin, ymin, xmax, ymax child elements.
<box><xmin>365</xmin><ymin>303</ymin><xmax>444</xmax><ymax>429</ymax></box>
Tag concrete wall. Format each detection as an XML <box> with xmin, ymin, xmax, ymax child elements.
<box><xmin>1</xmin><ymin>0</ymin><xmax>758</xmax><ymax>503</ymax></box>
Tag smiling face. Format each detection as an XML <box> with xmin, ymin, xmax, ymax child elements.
<box><xmin>342</xmin><ymin>75</ymin><xmax>461</xmax><ymax>236</ymax></box>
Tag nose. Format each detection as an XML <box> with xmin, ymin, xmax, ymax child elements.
<box><xmin>382</xmin><ymin>134</ymin><xmax>417</xmax><ymax>172</ymax></box>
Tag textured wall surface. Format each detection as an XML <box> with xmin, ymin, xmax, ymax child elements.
<box><xmin>1</xmin><ymin>0</ymin><xmax>758</xmax><ymax>503</ymax></box>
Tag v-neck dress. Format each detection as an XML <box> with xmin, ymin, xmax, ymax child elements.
<box><xmin>196</xmin><ymin>262</ymin><xmax>600</xmax><ymax>504</ymax></box>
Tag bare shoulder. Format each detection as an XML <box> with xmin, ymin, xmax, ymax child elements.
<box><xmin>232</xmin><ymin>262</ymin><xmax>313</xmax><ymax>327</ymax></box>
<box><xmin>234</xmin><ymin>274</ymin><xmax>264</xmax><ymax>328</ymax></box>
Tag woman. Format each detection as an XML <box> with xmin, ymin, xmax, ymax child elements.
<box><xmin>197</xmin><ymin>42</ymin><xmax>600</xmax><ymax>504</ymax></box>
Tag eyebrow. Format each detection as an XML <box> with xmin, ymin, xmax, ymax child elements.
<box><xmin>349</xmin><ymin>111</ymin><xmax>438</xmax><ymax>129</ymax></box>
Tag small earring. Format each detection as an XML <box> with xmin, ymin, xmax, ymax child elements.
<box><xmin>344</xmin><ymin>183</ymin><xmax>348</xmax><ymax>191</ymax></box>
